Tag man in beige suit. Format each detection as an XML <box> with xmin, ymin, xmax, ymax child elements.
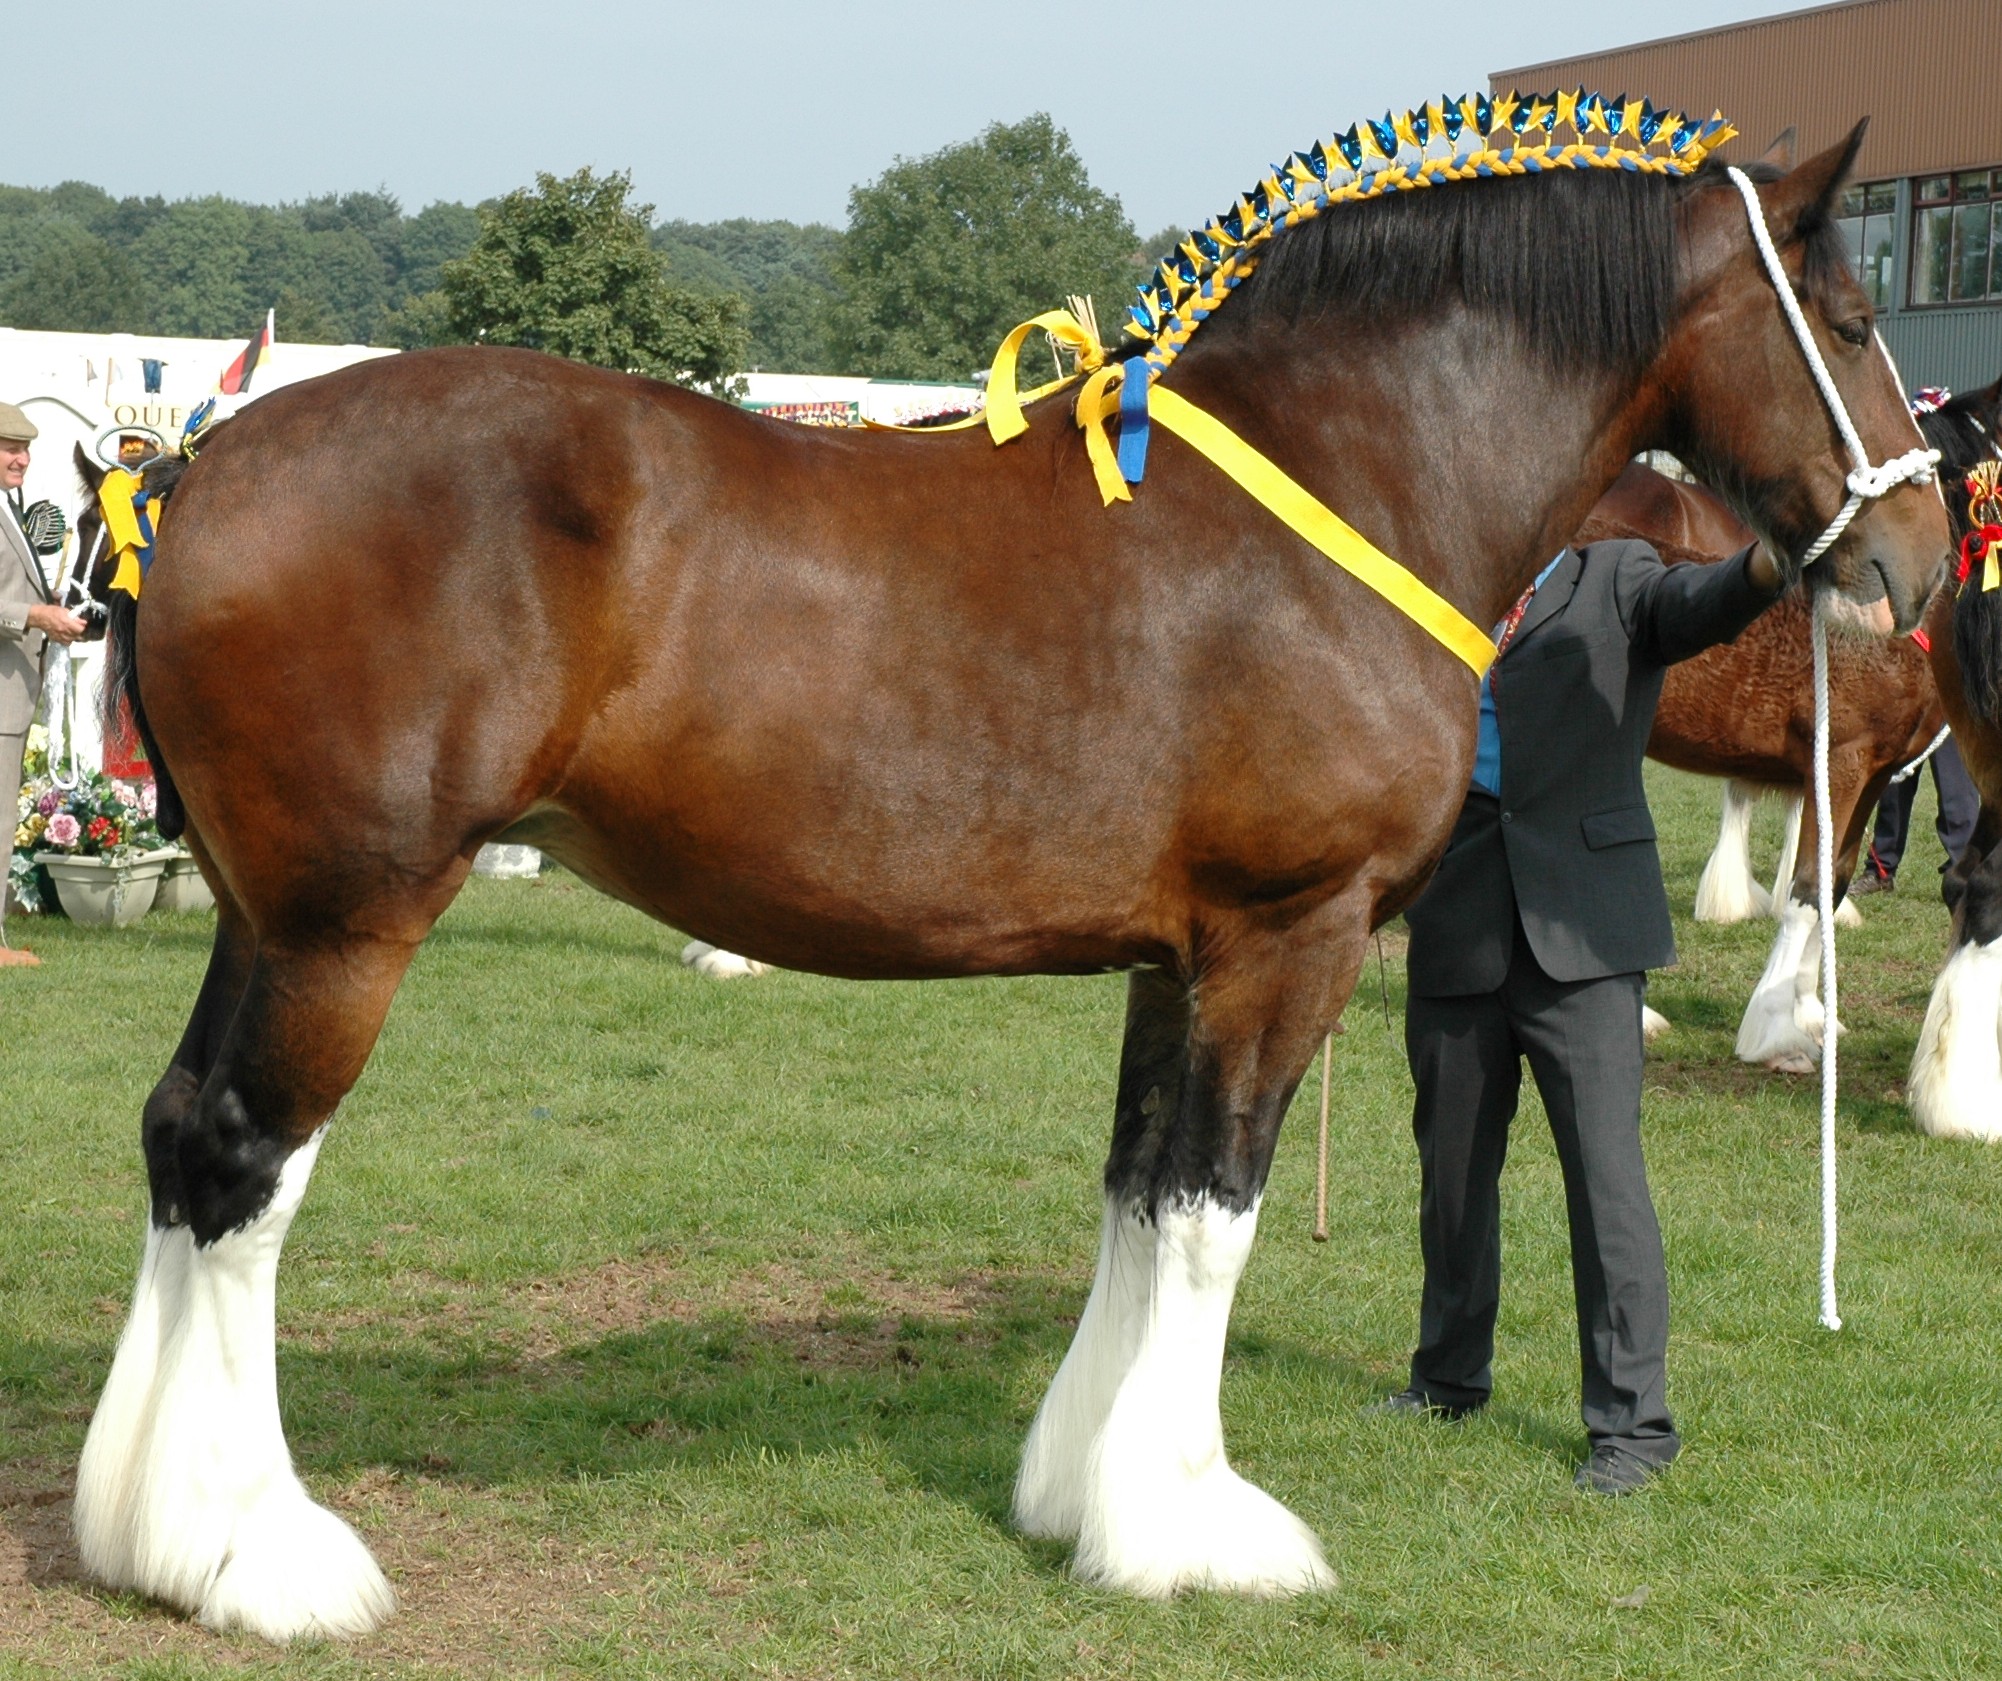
<box><xmin>1</xmin><ymin>402</ymin><xmax>87</xmax><ymax>966</ymax></box>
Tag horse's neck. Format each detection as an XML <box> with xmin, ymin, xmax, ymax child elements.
<box><xmin>1170</xmin><ymin>314</ymin><xmax>1653</xmax><ymax>626</ymax></box>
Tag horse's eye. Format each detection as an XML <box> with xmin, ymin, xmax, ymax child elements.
<box><xmin>1835</xmin><ymin>317</ymin><xmax>1871</xmax><ymax>348</ymax></box>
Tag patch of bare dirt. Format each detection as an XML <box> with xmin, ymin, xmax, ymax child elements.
<box><xmin>296</xmin><ymin>1250</ymin><xmax>1011</xmax><ymax>1370</ymax></box>
<box><xmin>0</xmin><ymin>1460</ymin><xmax>652</xmax><ymax>1675</ymax></box>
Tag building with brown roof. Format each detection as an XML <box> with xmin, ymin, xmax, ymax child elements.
<box><xmin>1493</xmin><ymin>0</ymin><xmax>2002</xmax><ymax>390</ymax></box>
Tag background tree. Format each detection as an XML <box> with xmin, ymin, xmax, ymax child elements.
<box><xmin>441</xmin><ymin>167</ymin><xmax>747</xmax><ymax>390</ymax></box>
<box><xmin>0</xmin><ymin>223</ymin><xmax>146</xmax><ymax>330</ymax></box>
<box><xmin>654</xmin><ymin>218</ymin><xmax>842</xmax><ymax>370</ymax></box>
<box><xmin>825</xmin><ymin>114</ymin><xmax>1143</xmax><ymax>381</ymax></box>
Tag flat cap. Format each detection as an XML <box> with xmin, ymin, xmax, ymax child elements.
<box><xmin>0</xmin><ymin>402</ymin><xmax>38</xmax><ymax>442</ymax></box>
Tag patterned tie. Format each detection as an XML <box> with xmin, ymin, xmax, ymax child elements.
<box><xmin>1487</xmin><ymin>583</ymin><xmax>1539</xmax><ymax>694</ymax></box>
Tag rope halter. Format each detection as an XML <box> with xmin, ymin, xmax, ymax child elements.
<box><xmin>1725</xmin><ymin>166</ymin><xmax>1938</xmax><ymax>568</ymax></box>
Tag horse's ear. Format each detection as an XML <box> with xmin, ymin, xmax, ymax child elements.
<box><xmin>1977</xmin><ymin>375</ymin><xmax>2002</xmax><ymax>432</ymax></box>
<box><xmin>73</xmin><ymin>441</ymin><xmax>104</xmax><ymax>495</ymax></box>
<box><xmin>1756</xmin><ymin>127</ymin><xmax>1798</xmax><ymax>171</ymax></box>
<box><xmin>1761</xmin><ymin>119</ymin><xmax>1868</xmax><ymax>241</ymax></box>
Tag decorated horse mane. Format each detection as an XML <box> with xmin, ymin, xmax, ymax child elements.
<box><xmin>1928</xmin><ymin>378</ymin><xmax>2002</xmax><ymax>724</ymax></box>
<box><xmin>1121</xmin><ymin>91</ymin><xmax>1738</xmax><ymax>381</ymax></box>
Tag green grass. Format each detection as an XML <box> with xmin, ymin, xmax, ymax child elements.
<box><xmin>4</xmin><ymin>766</ymin><xmax>2000</xmax><ymax>1679</ymax></box>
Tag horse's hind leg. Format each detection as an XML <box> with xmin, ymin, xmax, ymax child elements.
<box><xmin>75</xmin><ymin>888</ymin><xmax>454</xmax><ymax>1642</ymax></box>
<box><xmin>1693</xmin><ymin>780</ymin><xmax>1774</xmax><ymax>924</ymax></box>
<box><xmin>1910</xmin><ymin>834</ymin><xmax>2002</xmax><ymax>1141</ymax></box>
<box><xmin>1017</xmin><ymin>907</ymin><xmax>1362</xmax><ymax>1597</ymax></box>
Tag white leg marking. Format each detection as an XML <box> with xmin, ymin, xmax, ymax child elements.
<box><xmin>1769</xmin><ymin>795</ymin><xmax>1803</xmax><ymax>919</ymax></box>
<box><xmin>1736</xmin><ymin>902</ymin><xmax>1832</xmax><ymax>1073</ymax></box>
<box><xmin>1909</xmin><ymin>935</ymin><xmax>2002</xmax><ymax>1141</ymax></box>
<box><xmin>1014</xmin><ymin>1199</ymin><xmax>1155</xmax><ymax>1541</ymax></box>
<box><xmin>680</xmin><ymin>939</ymin><xmax>768</xmax><ymax>978</ymax></box>
<box><xmin>1834</xmin><ymin>895</ymin><xmax>1864</xmax><ymax>929</ymax></box>
<box><xmin>1694</xmin><ymin>781</ymin><xmax>1773</xmax><ymax>924</ymax></box>
<box><xmin>1032</xmin><ymin>1197</ymin><xmax>1333</xmax><ymax>1599</ymax></box>
<box><xmin>74</xmin><ymin>1129</ymin><xmax>395</xmax><ymax>1642</ymax></box>
<box><xmin>1641</xmin><ymin>1005</ymin><xmax>1672</xmax><ymax>1042</ymax></box>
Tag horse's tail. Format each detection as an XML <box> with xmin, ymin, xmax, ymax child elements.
<box><xmin>103</xmin><ymin>592</ymin><xmax>186</xmax><ymax>841</ymax></box>
<box><xmin>1951</xmin><ymin>578</ymin><xmax>2002</xmax><ymax>731</ymax></box>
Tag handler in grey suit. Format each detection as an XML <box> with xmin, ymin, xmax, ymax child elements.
<box><xmin>1387</xmin><ymin>534</ymin><xmax>1781</xmax><ymax>1493</ymax></box>
<box><xmin>1</xmin><ymin>402</ymin><xmax>88</xmax><ymax>966</ymax></box>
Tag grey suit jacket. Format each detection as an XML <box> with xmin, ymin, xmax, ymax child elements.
<box><xmin>0</xmin><ymin>495</ymin><xmax>52</xmax><ymax>736</ymax></box>
<box><xmin>1404</xmin><ymin>538</ymin><xmax>1775</xmax><ymax>995</ymax></box>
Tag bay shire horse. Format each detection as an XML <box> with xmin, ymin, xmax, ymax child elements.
<box><xmin>1904</xmin><ymin>379</ymin><xmax>2002</xmax><ymax>1137</ymax></box>
<box><xmin>73</xmin><ymin>127</ymin><xmax>1946</xmax><ymax>1641</ymax></box>
<box><xmin>1579</xmin><ymin>462</ymin><xmax>1945</xmax><ymax>1070</ymax></box>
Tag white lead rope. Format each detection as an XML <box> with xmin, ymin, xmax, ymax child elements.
<box><xmin>1725</xmin><ymin>167</ymin><xmax>1942</xmax><ymax>1332</ymax></box>
<box><xmin>1887</xmin><ymin>723</ymin><xmax>1953</xmax><ymax>786</ymax></box>
<box><xmin>1810</xmin><ymin>598</ymin><xmax>1841</xmax><ymax>1330</ymax></box>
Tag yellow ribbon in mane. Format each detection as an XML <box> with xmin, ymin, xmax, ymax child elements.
<box><xmin>875</xmin><ymin>309</ymin><xmax>1495</xmax><ymax>677</ymax></box>
<box><xmin>96</xmin><ymin>467</ymin><xmax>163</xmax><ymax>601</ymax></box>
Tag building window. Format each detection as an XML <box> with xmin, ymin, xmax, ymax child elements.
<box><xmin>1836</xmin><ymin>181</ymin><xmax>1896</xmax><ymax>307</ymax></box>
<box><xmin>1910</xmin><ymin>168</ymin><xmax>2002</xmax><ymax>306</ymax></box>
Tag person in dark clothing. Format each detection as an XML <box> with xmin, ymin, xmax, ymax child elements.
<box><xmin>1853</xmin><ymin>737</ymin><xmax>1978</xmax><ymax>896</ymax></box>
<box><xmin>1380</xmin><ymin>536</ymin><xmax>1782</xmax><ymax>1495</ymax></box>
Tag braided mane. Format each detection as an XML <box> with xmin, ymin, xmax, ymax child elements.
<box><xmin>1126</xmin><ymin>91</ymin><xmax>1736</xmax><ymax>379</ymax></box>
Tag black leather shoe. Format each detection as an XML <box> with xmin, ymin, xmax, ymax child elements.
<box><xmin>1368</xmin><ymin>1387</ymin><xmax>1484</xmax><ymax>1422</ymax></box>
<box><xmin>1574</xmin><ymin>1443</ymin><xmax>1670</xmax><ymax>1495</ymax></box>
<box><xmin>1850</xmin><ymin>870</ymin><xmax>1894</xmax><ymax>897</ymax></box>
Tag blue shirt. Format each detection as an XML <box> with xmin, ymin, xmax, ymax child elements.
<box><xmin>1470</xmin><ymin>554</ymin><xmax>1565</xmax><ymax>796</ymax></box>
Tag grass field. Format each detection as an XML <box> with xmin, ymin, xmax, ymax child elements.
<box><xmin>4</xmin><ymin>764</ymin><xmax>2001</xmax><ymax>1679</ymax></box>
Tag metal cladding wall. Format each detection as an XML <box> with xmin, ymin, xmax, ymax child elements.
<box><xmin>1491</xmin><ymin>0</ymin><xmax>2001</xmax><ymax>181</ymax></box>
<box><xmin>1883</xmin><ymin>309</ymin><xmax>2002</xmax><ymax>393</ymax></box>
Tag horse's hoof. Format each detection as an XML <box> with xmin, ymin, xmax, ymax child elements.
<box><xmin>1072</xmin><ymin>1463</ymin><xmax>1335</xmax><ymax>1599</ymax></box>
<box><xmin>680</xmin><ymin>941</ymin><xmax>768</xmax><ymax>979</ymax></box>
<box><xmin>1641</xmin><ymin>1006</ymin><xmax>1671</xmax><ymax>1042</ymax></box>
<box><xmin>197</xmin><ymin>1493</ymin><xmax>395</xmax><ymax>1642</ymax></box>
<box><xmin>1765</xmin><ymin>1050</ymin><xmax>1818</xmax><ymax>1076</ymax></box>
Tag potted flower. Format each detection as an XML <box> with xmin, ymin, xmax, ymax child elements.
<box><xmin>28</xmin><ymin>772</ymin><xmax>173</xmax><ymax>927</ymax></box>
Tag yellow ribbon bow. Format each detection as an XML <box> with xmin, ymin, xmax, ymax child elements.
<box><xmin>96</xmin><ymin>468</ymin><xmax>162</xmax><ymax>601</ymax></box>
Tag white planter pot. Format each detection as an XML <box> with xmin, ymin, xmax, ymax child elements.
<box><xmin>34</xmin><ymin>850</ymin><xmax>172</xmax><ymax>927</ymax></box>
<box><xmin>474</xmin><ymin>843</ymin><xmax>542</xmax><ymax>879</ymax></box>
<box><xmin>154</xmin><ymin>853</ymin><xmax>215</xmax><ymax>914</ymax></box>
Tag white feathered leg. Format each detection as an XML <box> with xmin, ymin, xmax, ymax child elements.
<box><xmin>1736</xmin><ymin>901</ymin><xmax>1836</xmax><ymax>1074</ymax></box>
<box><xmin>74</xmin><ymin>1129</ymin><xmax>394</xmax><ymax>1641</ymax></box>
<box><xmin>1694</xmin><ymin>780</ymin><xmax>1774</xmax><ymax>923</ymax></box>
<box><xmin>1909</xmin><ymin>935</ymin><xmax>2002</xmax><ymax>1141</ymax></box>
<box><xmin>1015</xmin><ymin>1199</ymin><xmax>1154</xmax><ymax>1541</ymax></box>
<box><xmin>680</xmin><ymin>939</ymin><xmax>768</xmax><ymax>978</ymax></box>
<box><xmin>1021</xmin><ymin>1196</ymin><xmax>1332</xmax><ymax>1599</ymax></box>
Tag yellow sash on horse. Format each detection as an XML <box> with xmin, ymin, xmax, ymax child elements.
<box><xmin>876</xmin><ymin>310</ymin><xmax>1496</xmax><ymax>679</ymax></box>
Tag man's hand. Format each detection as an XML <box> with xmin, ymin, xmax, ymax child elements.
<box><xmin>25</xmin><ymin>602</ymin><xmax>88</xmax><ymax>644</ymax></box>
<box><xmin>1747</xmin><ymin>543</ymin><xmax>1783</xmax><ymax>595</ymax></box>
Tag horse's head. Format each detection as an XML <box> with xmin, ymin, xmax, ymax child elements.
<box><xmin>1918</xmin><ymin>377</ymin><xmax>2002</xmax><ymax>537</ymax></box>
<box><xmin>72</xmin><ymin>438</ymin><xmax>204</xmax><ymax>609</ymax></box>
<box><xmin>72</xmin><ymin>443</ymin><xmax>121</xmax><ymax>608</ymax></box>
<box><xmin>1658</xmin><ymin>124</ymin><xmax>1952</xmax><ymax>633</ymax></box>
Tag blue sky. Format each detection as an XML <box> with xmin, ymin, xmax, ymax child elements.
<box><xmin>19</xmin><ymin>1</ymin><xmax>1803</xmax><ymax>234</ymax></box>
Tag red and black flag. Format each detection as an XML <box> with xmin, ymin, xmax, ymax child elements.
<box><xmin>218</xmin><ymin>309</ymin><xmax>274</xmax><ymax>395</ymax></box>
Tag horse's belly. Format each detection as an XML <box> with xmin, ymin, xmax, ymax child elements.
<box><xmin>500</xmin><ymin>804</ymin><xmax>1164</xmax><ymax>981</ymax></box>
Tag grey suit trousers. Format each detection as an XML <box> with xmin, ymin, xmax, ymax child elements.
<box><xmin>1405</xmin><ymin>914</ymin><xmax>1678</xmax><ymax>1461</ymax></box>
<box><xmin>2</xmin><ymin>728</ymin><xmax>25</xmax><ymax>945</ymax></box>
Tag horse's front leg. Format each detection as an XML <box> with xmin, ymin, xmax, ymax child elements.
<box><xmin>1016</xmin><ymin>903</ymin><xmax>1365</xmax><ymax>1598</ymax></box>
<box><xmin>1737</xmin><ymin>759</ymin><xmax>1864</xmax><ymax>1072</ymax></box>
